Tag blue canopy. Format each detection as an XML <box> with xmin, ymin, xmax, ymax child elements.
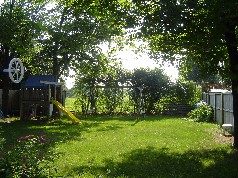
<box><xmin>22</xmin><ymin>75</ymin><xmax>61</xmax><ymax>89</ymax></box>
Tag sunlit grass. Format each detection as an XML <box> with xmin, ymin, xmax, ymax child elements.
<box><xmin>65</xmin><ymin>97</ymin><xmax>77</xmax><ymax>111</ymax></box>
<box><xmin>0</xmin><ymin>116</ymin><xmax>237</xmax><ymax>177</ymax></box>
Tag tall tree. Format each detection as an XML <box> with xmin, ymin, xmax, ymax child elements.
<box><xmin>34</xmin><ymin>0</ymin><xmax>129</xmax><ymax>79</ymax></box>
<box><xmin>0</xmin><ymin>0</ymin><xmax>44</xmax><ymax>115</ymax></box>
<box><xmin>130</xmin><ymin>0</ymin><xmax>238</xmax><ymax>148</ymax></box>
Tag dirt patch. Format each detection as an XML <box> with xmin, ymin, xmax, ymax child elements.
<box><xmin>212</xmin><ymin>129</ymin><xmax>234</xmax><ymax>145</ymax></box>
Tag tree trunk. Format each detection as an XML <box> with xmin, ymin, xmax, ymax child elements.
<box><xmin>52</xmin><ymin>58</ymin><xmax>60</xmax><ymax>118</ymax></box>
<box><xmin>2</xmin><ymin>73</ymin><xmax>10</xmax><ymax>116</ymax></box>
<box><xmin>225</xmin><ymin>22</ymin><xmax>238</xmax><ymax>149</ymax></box>
<box><xmin>1</xmin><ymin>47</ymin><xmax>10</xmax><ymax>117</ymax></box>
<box><xmin>232</xmin><ymin>82</ymin><xmax>238</xmax><ymax>149</ymax></box>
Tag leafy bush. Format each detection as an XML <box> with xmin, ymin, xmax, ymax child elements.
<box><xmin>187</xmin><ymin>104</ymin><xmax>214</xmax><ymax>122</ymax></box>
<box><xmin>0</xmin><ymin>132</ymin><xmax>60</xmax><ymax>177</ymax></box>
<box><xmin>169</xmin><ymin>78</ymin><xmax>202</xmax><ymax>106</ymax></box>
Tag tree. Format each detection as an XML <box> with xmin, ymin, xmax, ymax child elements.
<box><xmin>130</xmin><ymin>68</ymin><xmax>171</xmax><ymax>114</ymax></box>
<box><xmin>73</xmin><ymin>49</ymin><xmax>128</xmax><ymax>114</ymax></box>
<box><xmin>0</xmin><ymin>0</ymin><xmax>44</xmax><ymax>115</ymax></box>
<box><xmin>74</xmin><ymin>50</ymin><xmax>110</xmax><ymax>113</ymax></box>
<box><xmin>169</xmin><ymin>77</ymin><xmax>201</xmax><ymax>106</ymax></box>
<box><xmin>34</xmin><ymin>0</ymin><xmax>129</xmax><ymax>80</ymax></box>
<box><xmin>130</xmin><ymin>0</ymin><xmax>238</xmax><ymax>148</ymax></box>
<box><xmin>180</xmin><ymin>62</ymin><xmax>223</xmax><ymax>83</ymax></box>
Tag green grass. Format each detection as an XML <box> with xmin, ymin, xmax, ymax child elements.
<box><xmin>0</xmin><ymin>116</ymin><xmax>237</xmax><ymax>177</ymax></box>
<box><xmin>65</xmin><ymin>97</ymin><xmax>77</xmax><ymax>111</ymax></box>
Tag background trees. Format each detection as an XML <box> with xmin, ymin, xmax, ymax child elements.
<box><xmin>129</xmin><ymin>68</ymin><xmax>171</xmax><ymax>114</ymax></box>
<box><xmin>32</xmin><ymin>1</ymin><xmax>128</xmax><ymax>79</ymax></box>
<box><xmin>73</xmin><ymin>66</ymin><xmax>199</xmax><ymax>115</ymax></box>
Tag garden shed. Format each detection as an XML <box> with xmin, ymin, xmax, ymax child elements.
<box><xmin>20</xmin><ymin>75</ymin><xmax>65</xmax><ymax>120</ymax></box>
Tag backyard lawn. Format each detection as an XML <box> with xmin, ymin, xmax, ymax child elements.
<box><xmin>0</xmin><ymin>115</ymin><xmax>237</xmax><ymax>177</ymax></box>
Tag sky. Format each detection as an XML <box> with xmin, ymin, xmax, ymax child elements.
<box><xmin>116</xmin><ymin>50</ymin><xmax>179</xmax><ymax>79</ymax></box>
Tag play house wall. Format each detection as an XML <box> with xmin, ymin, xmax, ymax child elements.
<box><xmin>20</xmin><ymin>75</ymin><xmax>65</xmax><ymax>120</ymax></box>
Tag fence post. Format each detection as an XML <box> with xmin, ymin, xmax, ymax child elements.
<box><xmin>207</xmin><ymin>93</ymin><xmax>210</xmax><ymax>105</ymax></box>
<box><xmin>222</xmin><ymin>93</ymin><xmax>224</xmax><ymax>124</ymax></box>
<box><xmin>214</xmin><ymin>93</ymin><xmax>216</xmax><ymax>122</ymax></box>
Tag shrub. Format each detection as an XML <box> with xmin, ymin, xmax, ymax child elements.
<box><xmin>169</xmin><ymin>78</ymin><xmax>202</xmax><ymax>106</ymax></box>
<box><xmin>0</xmin><ymin>132</ymin><xmax>60</xmax><ymax>177</ymax></box>
<box><xmin>187</xmin><ymin>104</ymin><xmax>214</xmax><ymax>122</ymax></box>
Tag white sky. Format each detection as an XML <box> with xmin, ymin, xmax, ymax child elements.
<box><xmin>116</xmin><ymin>50</ymin><xmax>178</xmax><ymax>79</ymax></box>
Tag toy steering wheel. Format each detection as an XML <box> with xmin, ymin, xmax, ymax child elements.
<box><xmin>3</xmin><ymin>58</ymin><xmax>24</xmax><ymax>83</ymax></box>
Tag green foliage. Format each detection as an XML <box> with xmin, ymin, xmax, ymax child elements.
<box><xmin>0</xmin><ymin>132</ymin><xmax>60</xmax><ymax>177</ymax></box>
<box><xmin>130</xmin><ymin>0</ymin><xmax>237</xmax><ymax>79</ymax></box>
<box><xmin>74</xmin><ymin>66</ymin><xmax>203</xmax><ymax>115</ymax></box>
<box><xmin>74</xmin><ymin>67</ymin><xmax>173</xmax><ymax>114</ymax></box>
<box><xmin>74</xmin><ymin>58</ymin><xmax>129</xmax><ymax>114</ymax></box>
<box><xmin>188</xmin><ymin>104</ymin><xmax>214</xmax><ymax>122</ymax></box>
<box><xmin>180</xmin><ymin>62</ymin><xmax>227</xmax><ymax>84</ymax></box>
<box><xmin>129</xmin><ymin>68</ymin><xmax>171</xmax><ymax>114</ymax></box>
<box><xmin>0</xmin><ymin>0</ymin><xmax>130</xmax><ymax>78</ymax></box>
<box><xmin>168</xmin><ymin>77</ymin><xmax>202</xmax><ymax>106</ymax></box>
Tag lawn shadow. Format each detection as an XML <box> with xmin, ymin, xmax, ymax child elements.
<box><xmin>72</xmin><ymin>146</ymin><xmax>238</xmax><ymax>178</ymax></box>
<box><xmin>0</xmin><ymin>119</ymin><xmax>100</xmax><ymax>147</ymax></box>
<box><xmin>0</xmin><ymin>115</ymin><xmax>137</xmax><ymax>148</ymax></box>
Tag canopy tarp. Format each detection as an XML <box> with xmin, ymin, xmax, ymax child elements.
<box><xmin>22</xmin><ymin>75</ymin><xmax>61</xmax><ymax>89</ymax></box>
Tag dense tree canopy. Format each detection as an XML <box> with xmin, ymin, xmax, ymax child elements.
<box><xmin>33</xmin><ymin>0</ymin><xmax>130</xmax><ymax>78</ymax></box>
<box><xmin>129</xmin><ymin>0</ymin><xmax>238</xmax><ymax>147</ymax></box>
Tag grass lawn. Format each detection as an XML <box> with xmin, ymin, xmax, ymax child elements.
<box><xmin>0</xmin><ymin>115</ymin><xmax>237</xmax><ymax>177</ymax></box>
<box><xmin>65</xmin><ymin>97</ymin><xmax>77</xmax><ymax>111</ymax></box>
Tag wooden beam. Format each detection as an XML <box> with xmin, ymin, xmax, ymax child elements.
<box><xmin>95</xmin><ymin>85</ymin><xmax>134</xmax><ymax>88</ymax></box>
<box><xmin>40</xmin><ymin>81</ymin><xmax>63</xmax><ymax>85</ymax></box>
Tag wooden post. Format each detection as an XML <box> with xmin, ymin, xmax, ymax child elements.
<box><xmin>214</xmin><ymin>93</ymin><xmax>216</xmax><ymax>122</ymax></box>
<box><xmin>48</xmin><ymin>84</ymin><xmax>51</xmax><ymax>118</ymax></box>
<box><xmin>20</xmin><ymin>89</ymin><xmax>23</xmax><ymax>120</ymax></box>
<box><xmin>222</xmin><ymin>93</ymin><xmax>224</xmax><ymax>124</ymax></box>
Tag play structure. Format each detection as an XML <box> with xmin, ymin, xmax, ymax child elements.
<box><xmin>1</xmin><ymin>58</ymin><xmax>80</xmax><ymax>122</ymax></box>
<box><xmin>20</xmin><ymin>75</ymin><xmax>80</xmax><ymax>122</ymax></box>
<box><xmin>0</xmin><ymin>58</ymin><xmax>25</xmax><ymax>117</ymax></box>
<box><xmin>51</xmin><ymin>100</ymin><xmax>80</xmax><ymax>123</ymax></box>
<box><xmin>1</xmin><ymin>58</ymin><xmax>24</xmax><ymax>83</ymax></box>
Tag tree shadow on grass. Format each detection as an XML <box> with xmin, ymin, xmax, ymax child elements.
<box><xmin>0</xmin><ymin>119</ymin><xmax>101</xmax><ymax>147</ymax></box>
<box><xmin>0</xmin><ymin>115</ymin><xmax>135</xmax><ymax>149</ymax></box>
<box><xmin>72</xmin><ymin>146</ymin><xmax>238</xmax><ymax>178</ymax></box>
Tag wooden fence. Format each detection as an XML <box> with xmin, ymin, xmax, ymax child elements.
<box><xmin>202</xmin><ymin>92</ymin><xmax>234</xmax><ymax>129</ymax></box>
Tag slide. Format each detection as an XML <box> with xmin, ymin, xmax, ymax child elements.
<box><xmin>51</xmin><ymin>100</ymin><xmax>81</xmax><ymax>123</ymax></box>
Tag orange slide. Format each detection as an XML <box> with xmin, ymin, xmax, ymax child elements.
<box><xmin>51</xmin><ymin>100</ymin><xmax>81</xmax><ymax>123</ymax></box>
